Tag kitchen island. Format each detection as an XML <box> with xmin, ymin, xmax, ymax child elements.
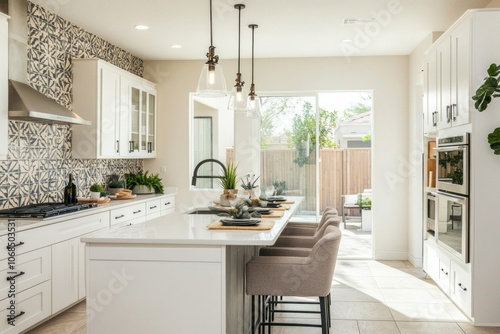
<box><xmin>82</xmin><ymin>197</ymin><xmax>302</xmax><ymax>334</ymax></box>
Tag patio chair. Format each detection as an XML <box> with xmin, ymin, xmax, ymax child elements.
<box><xmin>342</xmin><ymin>194</ymin><xmax>361</xmax><ymax>229</ymax></box>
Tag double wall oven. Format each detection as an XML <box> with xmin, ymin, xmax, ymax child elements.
<box><xmin>427</xmin><ymin>133</ymin><xmax>470</xmax><ymax>263</ymax></box>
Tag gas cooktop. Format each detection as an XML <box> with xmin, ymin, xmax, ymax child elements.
<box><xmin>0</xmin><ymin>202</ymin><xmax>98</xmax><ymax>219</ymax></box>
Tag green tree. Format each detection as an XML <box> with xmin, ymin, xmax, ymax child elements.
<box><xmin>285</xmin><ymin>102</ymin><xmax>338</xmax><ymax>167</ymax></box>
<box><xmin>342</xmin><ymin>94</ymin><xmax>372</xmax><ymax>120</ymax></box>
<box><xmin>260</xmin><ymin>97</ymin><xmax>301</xmax><ymax>149</ymax></box>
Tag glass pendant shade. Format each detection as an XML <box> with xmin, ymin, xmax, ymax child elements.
<box><xmin>197</xmin><ymin>60</ymin><xmax>227</xmax><ymax>97</ymax></box>
<box><xmin>228</xmin><ymin>78</ymin><xmax>248</xmax><ymax>111</ymax></box>
<box><xmin>246</xmin><ymin>92</ymin><xmax>261</xmax><ymax>118</ymax></box>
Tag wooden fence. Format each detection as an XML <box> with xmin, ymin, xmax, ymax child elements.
<box><xmin>227</xmin><ymin>148</ymin><xmax>371</xmax><ymax>214</ymax></box>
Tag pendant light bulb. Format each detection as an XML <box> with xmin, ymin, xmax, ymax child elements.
<box><xmin>228</xmin><ymin>4</ymin><xmax>248</xmax><ymax>111</ymax></box>
<box><xmin>246</xmin><ymin>24</ymin><xmax>261</xmax><ymax>118</ymax></box>
<box><xmin>196</xmin><ymin>0</ymin><xmax>227</xmax><ymax>97</ymax></box>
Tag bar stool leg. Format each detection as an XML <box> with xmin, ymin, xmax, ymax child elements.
<box><xmin>320</xmin><ymin>296</ymin><xmax>328</xmax><ymax>334</ymax></box>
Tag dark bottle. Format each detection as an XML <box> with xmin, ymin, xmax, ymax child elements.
<box><xmin>64</xmin><ymin>174</ymin><xmax>77</xmax><ymax>205</ymax></box>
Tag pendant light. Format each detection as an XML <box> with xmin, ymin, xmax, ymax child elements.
<box><xmin>246</xmin><ymin>24</ymin><xmax>261</xmax><ymax>118</ymax></box>
<box><xmin>227</xmin><ymin>4</ymin><xmax>248</xmax><ymax>111</ymax></box>
<box><xmin>196</xmin><ymin>0</ymin><xmax>227</xmax><ymax>97</ymax></box>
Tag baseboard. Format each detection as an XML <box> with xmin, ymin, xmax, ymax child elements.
<box><xmin>407</xmin><ymin>252</ymin><xmax>422</xmax><ymax>268</ymax></box>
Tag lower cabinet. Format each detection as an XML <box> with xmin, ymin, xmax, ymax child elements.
<box><xmin>51</xmin><ymin>238</ymin><xmax>80</xmax><ymax>313</ymax></box>
<box><xmin>0</xmin><ymin>281</ymin><xmax>51</xmax><ymax>333</ymax></box>
<box><xmin>424</xmin><ymin>240</ymin><xmax>471</xmax><ymax>317</ymax></box>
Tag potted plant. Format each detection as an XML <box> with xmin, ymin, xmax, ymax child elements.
<box><xmin>472</xmin><ymin>63</ymin><xmax>500</xmax><ymax>154</ymax></box>
<box><xmin>107</xmin><ymin>174</ymin><xmax>124</xmax><ymax>195</ymax></box>
<box><xmin>125</xmin><ymin>171</ymin><xmax>164</xmax><ymax>194</ymax></box>
<box><xmin>219</xmin><ymin>162</ymin><xmax>238</xmax><ymax>206</ymax></box>
<box><xmin>240</xmin><ymin>173</ymin><xmax>260</xmax><ymax>199</ymax></box>
<box><xmin>89</xmin><ymin>183</ymin><xmax>105</xmax><ymax>199</ymax></box>
<box><xmin>357</xmin><ymin>194</ymin><xmax>372</xmax><ymax>232</ymax></box>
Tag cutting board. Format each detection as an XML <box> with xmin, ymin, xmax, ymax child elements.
<box><xmin>77</xmin><ymin>197</ymin><xmax>111</xmax><ymax>205</ymax></box>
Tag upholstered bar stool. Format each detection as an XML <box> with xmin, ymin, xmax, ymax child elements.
<box><xmin>280</xmin><ymin>207</ymin><xmax>338</xmax><ymax>236</ymax></box>
<box><xmin>260</xmin><ymin>216</ymin><xmax>341</xmax><ymax>255</ymax></box>
<box><xmin>246</xmin><ymin>225</ymin><xmax>342</xmax><ymax>334</ymax></box>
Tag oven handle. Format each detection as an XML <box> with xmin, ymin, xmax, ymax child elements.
<box><xmin>433</xmin><ymin>146</ymin><xmax>466</xmax><ymax>152</ymax></box>
<box><xmin>436</xmin><ymin>191</ymin><xmax>468</xmax><ymax>204</ymax></box>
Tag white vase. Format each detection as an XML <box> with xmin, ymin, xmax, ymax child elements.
<box><xmin>90</xmin><ymin>191</ymin><xmax>100</xmax><ymax>199</ymax></box>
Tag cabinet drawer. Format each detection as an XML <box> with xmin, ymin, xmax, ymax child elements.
<box><xmin>0</xmin><ymin>247</ymin><xmax>51</xmax><ymax>298</ymax></box>
<box><xmin>450</xmin><ymin>262</ymin><xmax>471</xmax><ymax>316</ymax></box>
<box><xmin>438</xmin><ymin>257</ymin><xmax>451</xmax><ymax>291</ymax></box>
<box><xmin>0</xmin><ymin>212</ymin><xmax>109</xmax><ymax>260</ymax></box>
<box><xmin>110</xmin><ymin>203</ymin><xmax>146</xmax><ymax>225</ymax></box>
<box><xmin>160</xmin><ymin>196</ymin><xmax>175</xmax><ymax>215</ymax></box>
<box><xmin>146</xmin><ymin>199</ymin><xmax>161</xmax><ymax>217</ymax></box>
<box><xmin>0</xmin><ymin>280</ymin><xmax>51</xmax><ymax>333</ymax></box>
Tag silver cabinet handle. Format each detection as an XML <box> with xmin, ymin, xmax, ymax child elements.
<box><xmin>133</xmin><ymin>210</ymin><xmax>142</xmax><ymax>214</ymax></box>
<box><xmin>441</xmin><ymin>268</ymin><xmax>449</xmax><ymax>276</ymax></box>
<box><xmin>115</xmin><ymin>214</ymin><xmax>125</xmax><ymax>220</ymax></box>
<box><xmin>458</xmin><ymin>283</ymin><xmax>467</xmax><ymax>291</ymax></box>
<box><xmin>150</xmin><ymin>205</ymin><xmax>157</xmax><ymax>209</ymax></box>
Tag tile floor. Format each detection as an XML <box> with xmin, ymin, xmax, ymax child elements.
<box><xmin>25</xmin><ymin>224</ymin><xmax>500</xmax><ymax>334</ymax></box>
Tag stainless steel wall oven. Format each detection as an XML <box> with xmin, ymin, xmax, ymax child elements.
<box><xmin>435</xmin><ymin>133</ymin><xmax>469</xmax><ymax>196</ymax></box>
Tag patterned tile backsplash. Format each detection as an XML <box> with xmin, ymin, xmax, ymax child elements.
<box><xmin>0</xmin><ymin>2</ymin><xmax>145</xmax><ymax>209</ymax></box>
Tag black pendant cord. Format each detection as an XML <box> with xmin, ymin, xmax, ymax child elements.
<box><xmin>209</xmin><ymin>0</ymin><xmax>214</xmax><ymax>47</ymax></box>
<box><xmin>237</xmin><ymin>5</ymin><xmax>242</xmax><ymax>74</ymax></box>
<box><xmin>251</xmin><ymin>25</ymin><xmax>255</xmax><ymax>85</ymax></box>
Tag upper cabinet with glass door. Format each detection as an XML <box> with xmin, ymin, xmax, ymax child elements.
<box><xmin>72</xmin><ymin>59</ymin><xmax>157</xmax><ymax>159</ymax></box>
<box><xmin>120</xmin><ymin>76</ymin><xmax>157</xmax><ymax>158</ymax></box>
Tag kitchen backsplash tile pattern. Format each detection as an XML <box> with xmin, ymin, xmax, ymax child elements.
<box><xmin>0</xmin><ymin>2</ymin><xmax>145</xmax><ymax>209</ymax></box>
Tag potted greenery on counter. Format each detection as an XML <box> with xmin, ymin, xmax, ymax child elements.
<box><xmin>125</xmin><ymin>171</ymin><xmax>164</xmax><ymax>194</ymax></box>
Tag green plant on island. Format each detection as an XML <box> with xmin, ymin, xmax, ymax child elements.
<box><xmin>218</xmin><ymin>201</ymin><xmax>261</xmax><ymax>219</ymax></box>
<box><xmin>125</xmin><ymin>171</ymin><xmax>164</xmax><ymax>194</ymax></box>
<box><xmin>89</xmin><ymin>183</ymin><xmax>105</xmax><ymax>193</ymax></box>
<box><xmin>240</xmin><ymin>174</ymin><xmax>260</xmax><ymax>190</ymax></box>
<box><xmin>272</xmin><ymin>181</ymin><xmax>286</xmax><ymax>195</ymax></box>
<box><xmin>219</xmin><ymin>162</ymin><xmax>238</xmax><ymax>190</ymax></box>
<box><xmin>357</xmin><ymin>194</ymin><xmax>372</xmax><ymax>210</ymax></box>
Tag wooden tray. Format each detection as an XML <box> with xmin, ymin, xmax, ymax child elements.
<box><xmin>77</xmin><ymin>197</ymin><xmax>111</xmax><ymax>205</ymax></box>
<box><xmin>109</xmin><ymin>194</ymin><xmax>137</xmax><ymax>200</ymax></box>
<box><xmin>207</xmin><ymin>218</ymin><xmax>275</xmax><ymax>231</ymax></box>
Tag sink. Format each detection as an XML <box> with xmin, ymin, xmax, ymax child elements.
<box><xmin>184</xmin><ymin>208</ymin><xmax>221</xmax><ymax>215</ymax></box>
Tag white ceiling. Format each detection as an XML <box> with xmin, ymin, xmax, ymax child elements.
<box><xmin>32</xmin><ymin>0</ymin><xmax>491</xmax><ymax>61</ymax></box>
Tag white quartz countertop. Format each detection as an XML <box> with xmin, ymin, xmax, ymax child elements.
<box><xmin>82</xmin><ymin>197</ymin><xmax>303</xmax><ymax>246</ymax></box>
<box><xmin>0</xmin><ymin>190</ymin><xmax>176</xmax><ymax>236</ymax></box>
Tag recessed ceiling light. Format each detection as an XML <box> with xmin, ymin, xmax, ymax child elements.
<box><xmin>170</xmin><ymin>45</ymin><xmax>182</xmax><ymax>49</ymax></box>
<box><xmin>343</xmin><ymin>18</ymin><xmax>374</xmax><ymax>25</ymax></box>
<box><xmin>134</xmin><ymin>25</ymin><xmax>149</xmax><ymax>30</ymax></box>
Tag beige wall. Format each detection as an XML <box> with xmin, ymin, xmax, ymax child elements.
<box><xmin>144</xmin><ymin>55</ymin><xmax>409</xmax><ymax>260</ymax></box>
<box><xmin>486</xmin><ymin>0</ymin><xmax>500</xmax><ymax>7</ymax></box>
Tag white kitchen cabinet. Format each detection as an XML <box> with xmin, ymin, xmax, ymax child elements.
<box><xmin>425</xmin><ymin>16</ymin><xmax>470</xmax><ymax>131</ymax></box>
<box><xmin>423</xmin><ymin>49</ymin><xmax>438</xmax><ymax>134</ymax></box>
<box><xmin>51</xmin><ymin>238</ymin><xmax>79</xmax><ymax>313</ymax></box>
<box><xmin>422</xmin><ymin>10</ymin><xmax>500</xmax><ymax>325</ymax></box>
<box><xmin>110</xmin><ymin>202</ymin><xmax>146</xmax><ymax>226</ymax></box>
<box><xmin>146</xmin><ymin>198</ymin><xmax>161</xmax><ymax>219</ymax></box>
<box><xmin>0</xmin><ymin>13</ymin><xmax>8</xmax><ymax>160</ymax></box>
<box><xmin>120</xmin><ymin>76</ymin><xmax>157</xmax><ymax>158</ymax></box>
<box><xmin>72</xmin><ymin>59</ymin><xmax>157</xmax><ymax>159</ymax></box>
<box><xmin>0</xmin><ymin>281</ymin><xmax>51</xmax><ymax>334</ymax></box>
<box><xmin>161</xmin><ymin>195</ymin><xmax>176</xmax><ymax>216</ymax></box>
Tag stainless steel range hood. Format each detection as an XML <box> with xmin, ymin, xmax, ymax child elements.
<box><xmin>8</xmin><ymin>80</ymin><xmax>91</xmax><ymax>125</ymax></box>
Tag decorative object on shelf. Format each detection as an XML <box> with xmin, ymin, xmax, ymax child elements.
<box><xmin>472</xmin><ymin>63</ymin><xmax>500</xmax><ymax>154</ymax></box>
<box><xmin>219</xmin><ymin>162</ymin><xmax>238</xmax><ymax>206</ymax></box>
<box><xmin>89</xmin><ymin>183</ymin><xmax>105</xmax><ymax>199</ymax></box>
<box><xmin>196</xmin><ymin>0</ymin><xmax>227</xmax><ymax>97</ymax></box>
<box><xmin>125</xmin><ymin>171</ymin><xmax>164</xmax><ymax>194</ymax></box>
<box><xmin>227</xmin><ymin>4</ymin><xmax>248</xmax><ymax>111</ymax></box>
<box><xmin>246</xmin><ymin>24</ymin><xmax>261</xmax><ymax>118</ymax></box>
<box><xmin>217</xmin><ymin>201</ymin><xmax>261</xmax><ymax>219</ymax></box>
<box><xmin>107</xmin><ymin>174</ymin><xmax>124</xmax><ymax>195</ymax></box>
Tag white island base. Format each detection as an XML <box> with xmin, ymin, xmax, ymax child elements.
<box><xmin>83</xmin><ymin>198</ymin><xmax>302</xmax><ymax>333</ymax></box>
<box><xmin>86</xmin><ymin>244</ymin><xmax>257</xmax><ymax>333</ymax></box>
